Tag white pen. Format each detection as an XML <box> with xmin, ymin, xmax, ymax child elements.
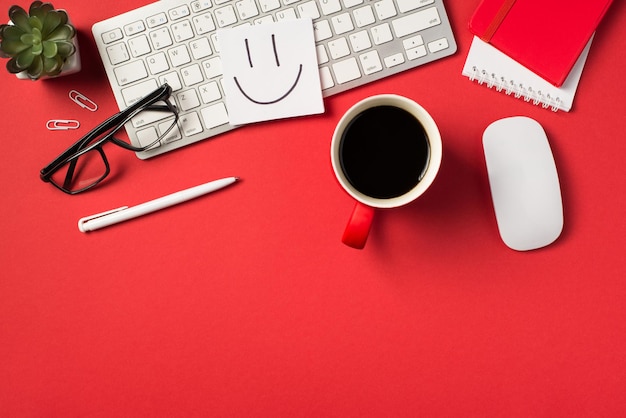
<box><xmin>78</xmin><ymin>177</ymin><xmax>239</xmax><ymax>232</ymax></box>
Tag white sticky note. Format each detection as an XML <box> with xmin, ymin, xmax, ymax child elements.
<box><xmin>218</xmin><ymin>19</ymin><xmax>325</xmax><ymax>126</ymax></box>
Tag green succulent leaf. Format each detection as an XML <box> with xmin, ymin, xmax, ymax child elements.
<box><xmin>33</xmin><ymin>2</ymin><xmax>55</xmax><ymax>17</ymax></box>
<box><xmin>0</xmin><ymin>39</ymin><xmax>30</xmax><ymax>55</ymax></box>
<box><xmin>8</xmin><ymin>6</ymin><xmax>31</xmax><ymax>32</ymax></box>
<box><xmin>29</xmin><ymin>1</ymin><xmax>45</xmax><ymax>16</ymax></box>
<box><xmin>43</xmin><ymin>55</ymin><xmax>63</xmax><ymax>75</ymax></box>
<box><xmin>20</xmin><ymin>31</ymin><xmax>39</xmax><ymax>46</ymax></box>
<box><xmin>41</xmin><ymin>10</ymin><xmax>67</xmax><ymax>38</ymax></box>
<box><xmin>28</xmin><ymin>16</ymin><xmax>43</xmax><ymax>31</ymax></box>
<box><xmin>27</xmin><ymin>54</ymin><xmax>43</xmax><ymax>79</ymax></box>
<box><xmin>42</xmin><ymin>40</ymin><xmax>57</xmax><ymax>58</ymax></box>
<box><xmin>6</xmin><ymin>56</ymin><xmax>23</xmax><ymax>73</ymax></box>
<box><xmin>1</xmin><ymin>24</ymin><xmax>26</xmax><ymax>41</ymax></box>
<box><xmin>15</xmin><ymin>47</ymin><xmax>36</xmax><ymax>69</ymax></box>
<box><xmin>55</xmin><ymin>40</ymin><xmax>75</xmax><ymax>58</ymax></box>
<box><xmin>46</xmin><ymin>24</ymin><xmax>74</xmax><ymax>42</ymax></box>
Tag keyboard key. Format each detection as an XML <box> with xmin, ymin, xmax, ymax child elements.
<box><xmin>353</xmin><ymin>6</ymin><xmax>375</xmax><ymax>27</ymax></box>
<box><xmin>319</xmin><ymin>66</ymin><xmax>334</xmax><ymax>90</ymax></box>
<box><xmin>114</xmin><ymin>60</ymin><xmax>148</xmax><ymax>86</ymax></box>
<box><xmin>349</xmin><ymin>30</ymin><xmax>371</xmax><ymax>53</ymax></box>
<box><xmin>428</xmin><ymin>37</ymin><xmax>449</xmax><ymax>53</ymax></box>
<box><xmin>199</xmin><ymin>81</ymin><xmax>222</xmax><ymax>104</ymax></box>
<box><xmin>319</xmin><ymin>0</ymin><xmax>341</xmax><ymax>15</ymax></box>
<box><xmin>169</xmin><ymin>5</ymin><xmax>190</xmax><ymax>20</ymax></box>
<box><xmin>191</xmin><ymin>1</ymin><xmax>212</xmax><ymax>13</ymax></box>
<box><xmin>403</xmin><ymin>35</ymin><xmax>424</xmax><ymax>49</ymax></box>
<box><xmin>192</xmin><ymin>13</ymin><xmax>216</xmax><ymax>35</ymax></box>
<box><xmin>333</xmin><ymin>57</ymin><xmax>361</xmax><ymax>84</ymax></box>
<box><xmin>202</xmin><ymin>57</ymin><xmax>223</xmax><ymax>79</ymax></box>
<box><xmin>106</xmin><ymin>43</ymin><xmax>130</xmax><ymax>65</ymax></box>
<box><xmin>128</xmin><ymin>35</ymin><xmax>151</xmax><ymax>57</ymax></box>
<box><xmin>331</xmin><ymin>13</ymin><xmax>354</xmax><ymax>35</ymax></box>
<box><xmin>297</xmin><ymin>1</ymin><xmax>320</xmax><ymax>19</ymax></box>
<box><xmin>371</xmin><ymin>23</ymin><xmax>393</xmax><ymax>45</ymax></box>
<box><xmin>384</xmin><ymin>52</ymin><xmax>405</xmax><ymax>68</ymax></box>
<box><xmin>259</xmin><ymin>0</ymin><xmax>281</xmax><ymax>12</ymax></box>
<box><xmin>313</xmin><ymin>20</ymin><xmax>332</xmax><ymax>41</ymax></box>
<box><xmin>124</xmin><ymin>21</ymin><xmax>145</xmax><ymax>36</ymax></box>
<box><xmin>122</xmin><ymin>79</ymin><xmax>158</xmax><ymax>107</ymax></box>
<box><xmin>316</xmin><ymin>44</ymin><xmax>329</xmax><ymax>64</ymax></box>
<box><xmin>181</xmin><ymin>112</ymin><xmax>205</xmax><ymax>136</ymax></box>
<box><xmin>375</xmin><ymin>0</ymin><xmax>397</xmax><ymax>20</ymax></box>
<box><xmin>149</xmin><ymin>28</ymin><xmax>173</xmax><ymax>49</ymax></box>
<box><xmin>328</xmin><ymin>37</ymin><xmax>350</xmax><ymax>59</ymax></box>
<box><xmin>181</xmin><ymin>63</ymin><xmax>204</xmax><ymax>86</ymax></box>
<box><xmin>171</xmin><ymin>20</ymin><xmax>195</xmax><ymax>42</ymax></box>
<box><xmin>398</xmin><ymin>0</ymin><xmax>434</xmax><ymax>13</ymax></box>
<box><xmin>159</xmin><ymin>120</ymin><xmax>181</xmax><ymax>143</ymax></box>
<box><xmin>275</xmin><ymin>8</ymin><xmax>297</xmax><ymax>20</ymax></box>
<box><xmin>392</xmin><ymin>7</ymin><xmax>441</xmax><ymax>38</ymax></box>
<box><xmin>159</xmin><ymin>72</ymin><xmax>183</xmax><ymax>91</ymax></box>
<box><xmin>133</xmin><ymin>97</ymin><xmax>177</xmax><ymax>129</ymax></box>
<box><xmin>359</xmin><ymin>50</ymin><xmax>382</xmax><ymax>75</ymax></box>
<box><xmin>177</xmin><ymin>89</ymin><xmax>201</xmax><ymax>111</ymax></box>
<box><xmin>343</xmin><ymin>0</ymin><xmax>363</xmax><ymax>7</ymax></box>
<box><xmin>102</xmin><ymin>28</ymin><xmax>123</xmax><ymax>44</ymax></box>
<box><xmin>168</xmin><ymin>45</ymin><xmax>191</xmax><ymax>67</ymax></box>
<box><xmin>215</xmin><ymin>5</ymin><xmax>238</xmax><ymax>27</ymax></box>
<box><xmin>147</xmin><ymin>52</ymin><xmax>170</xmax><ymax>74</ymax></box>
<box><xmin>320</xmin><ymin>67</ymin><xmax>335</xmax><ymax>90</ymax></box>
<box><xmin>190</xmin><ymin>37</ymin><xmax>213</xmax><ymax>60</ymax></box>
<box><xmin>201</xmin><ymin>103</ymin><xmax>229</xmax><ymax>129</ymax></box>
<box><xmin>254</xmin><ymin>15</ymin><xmax>275</xmax><ymax>24</ymax></box>
<box><xmin>406</xmin><ymin>45</ymin><xmax>427</xmax><ymax>60</ymax></box>
<box><xmin>136</xmin><ymin>126</ymin><xmax>160</xmax><ymax>148</ymax></box>
<box><xmin>147</xmin><ymin>12</ymin><xmax>168</xmax><ymax>28</ymax></box>
<box><xmin>236</xmin><ymin>0</ymin><xmax>259</xmax><ymax>20</ymax></box>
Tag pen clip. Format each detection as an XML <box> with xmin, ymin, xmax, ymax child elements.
<box><xmin>46</xmin><ymin>119</ymin><xmax>80</xmax><ymax>130</ymax></box>
<box><xmin>78</xmin><ymin>206</ymin><xmax>128</xmax><ymax>233</ymax></box>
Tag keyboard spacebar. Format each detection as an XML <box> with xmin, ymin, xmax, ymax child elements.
<box><xmin>392</xmin><ymin>7</ymin><xmax>441</xmax><ymax>38</ymax></box>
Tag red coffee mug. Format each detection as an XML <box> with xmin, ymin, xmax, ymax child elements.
<box><xmin>330</xmin><ymin>95</ymin><xmax>443</xmax><ymax>249</ymax></box>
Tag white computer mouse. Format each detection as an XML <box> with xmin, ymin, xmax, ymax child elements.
<box><xmin>483</xmin><ymin>116</ymin><xmax>563</xmax><ymax>251</ymax></box>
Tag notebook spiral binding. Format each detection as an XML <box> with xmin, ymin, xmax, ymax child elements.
<box><xmin>469</xmin><ymin>66</ymin><xmax>561</xmax><ymax>112</ymax></box>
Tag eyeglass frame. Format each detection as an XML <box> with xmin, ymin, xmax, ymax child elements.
<box><xmin>40</xmin><ymin>84</ymin><xmax>178</xmax><ymax>195</ymax></box>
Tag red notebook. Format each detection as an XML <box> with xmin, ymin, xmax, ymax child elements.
<box><xmin>469</xmin><ymin>0</ymin><xmax>613</xmax><ymax>87</ymax></box>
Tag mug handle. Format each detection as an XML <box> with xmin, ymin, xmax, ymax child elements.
<box><xmin>342</xmin><ymin>202</ymin><xmax>375</xmax><ymax>249</ymax></box>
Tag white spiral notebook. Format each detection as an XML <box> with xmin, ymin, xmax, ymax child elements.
<box><xmin>462</xmin><ymin>36</ymin><xmax>593</xmax><ymax>112</ymax></box>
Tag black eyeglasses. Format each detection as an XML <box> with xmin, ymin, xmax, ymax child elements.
<box><xmin>40</xmin><ymin>84</ymin><xmax>178</xmax><ymax>194</ymax></box>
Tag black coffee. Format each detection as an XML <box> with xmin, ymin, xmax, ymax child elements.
<box><xmin>339</xmin><ymin>105</ymin><xmax>430</xmax><ymax>199</ymax></box>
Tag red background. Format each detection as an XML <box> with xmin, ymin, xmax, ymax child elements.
<box><xmin>2</xmin><ymin>1</ymin><xmax>625</xmax><ymax>416</ymax></box>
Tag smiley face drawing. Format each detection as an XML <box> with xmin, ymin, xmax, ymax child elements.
<box><xmin>219</xmin><ymin>19</ymin><xmax>325</xmax><ymax>125</ymax></box>
<box><xmin>233</xmin><ymin>35</ymin><xmax>303</xmax><ymax>105</ymax></box>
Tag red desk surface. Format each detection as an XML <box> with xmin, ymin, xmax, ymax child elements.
<box><xmin>2</xmin><ymin>1</ymin><xmax>625</xmax><ymax>416</ymax></box>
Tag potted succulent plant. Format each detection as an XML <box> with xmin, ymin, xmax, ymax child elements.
<box><xmin>0</xmin><ymin>1</ymin><xmax>80</xmax><ymax>80</ymax></box>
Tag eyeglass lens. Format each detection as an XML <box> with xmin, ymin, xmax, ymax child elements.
<box><xmin>50</xmin><ymin>148</ymin><xmax>109</xmax><ymax>194</ymax></box>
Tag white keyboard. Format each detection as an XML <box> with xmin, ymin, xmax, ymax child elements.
<box><xmin>93</xmin><ymin>0</ymin><xmax>457</xmax><ymax>159</ymax></box>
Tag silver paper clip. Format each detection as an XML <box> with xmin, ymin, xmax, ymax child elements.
<box><xmin>47</xmin><ymin>119</ymin><xmax>80</xmax><ymax>130</ymax></box>
<box><xmin>69</xmin><ymin>90</ymin><xmax>98</xmax><ymax>111</ymax></box>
